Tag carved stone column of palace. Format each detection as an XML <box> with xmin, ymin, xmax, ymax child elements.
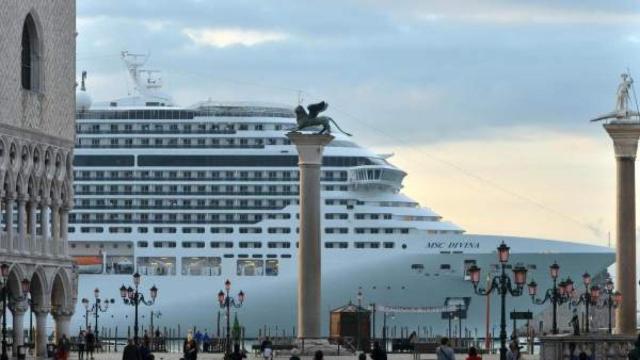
<box><xmin>17</xmin><ymin>195</ymin><xmax>27</xmax><ymax>253</ymax></box>
<box><xmin>287</xmin><ymin>132</ymin><xmax>334</xmax><ymax>339</ymax></box>
<box><xmin>27</xmin><ymin>199</ymin><xmax>37</xmax><ymax>254</ymax></box>
<box><xmin>34</xmin><ymin>308</ymin><xmax>49</xmax><ymax>357</ymax></box>
<box><xmin>604</xmin><ymin>123</ymin><xmax>640</xmax><ymax>335</ymax></box>
<box><xmin>11</xmin><ymin>303</ymin><xmax>27</xmax><ymax>354</ymax></box>
<box><xmin>5</xmin><ymin>195</ymin><xmax>15</xmax><ymax>253</ymax></box>
<box><xmin>52</xmin><ymin>310</ymin><xmax>72</xmax><ymax>342</ymax></box>
<box><xmin>60</xmin><ymin>206</ymin><xmax>69</xmax><ymax>256</ymax></box>
<box><xmin>39</xmin><ymin>200</ymin><xmax>50</xmax><ymax>255</ymax></box>
<box><xmin>51</xmin><ymin>200</ymin><xmax>60</xmax><ymax>257</ymax></box>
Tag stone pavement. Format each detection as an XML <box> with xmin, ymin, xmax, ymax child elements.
<box><xmin>54</xmin><ymin>352</ymin><xmax>538</xmax><ymax>360</ymax></box>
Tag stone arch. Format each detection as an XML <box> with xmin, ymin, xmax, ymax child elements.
<box><xmin>44</xmin><ymin>148</ymin><xmax>53</xmax><ymax>179</ymax></box>
<box><xmin>19</xmin><ymin>144</ymin><xmax>31</xmax><ymax>177</ymax></box>
<box><xmin>3</xmin><ymin>170</ymin><xmax>16</xmax><ymax>198</ymax></box>
<box><xmin>0</xmin><ymin>138</ymin><xmax>7</xmax><ymax>170</ymax></box>
<box><xmin>29</xmin><ymin>266</ymin><xmax>48</xmax><ymax>311</ymax></box>
<box><xmin>32</xmin><ymin>145</ymin><xmax>43</xmax><ymax>177</ymax></box>
<box><xmin>15</xmin><ymin>173</ymin><xmax>26</xmax><ymax>197</ymax></box>
<box><xmin>7</xmin><ymin>263</ymin><xmax>27</xmax><ymax>299</ymax></box>
<box><xmin>9</xmin><ymin>141</ymin><xmax>19</xmax><ymax>174</ymax></box>
<box><xmin>54</xmin><ymin>151</ymin><xmax>64</xmax><ymax>181</ymax></box>
<box><xmin>21</xmin><ymin>11</ymin><xmax>43</xmax><ymax>92</ymax></box>
<box><xmin>50</xmin><ymin>268</ymin><xmax>72</xmax><ymax>312</ymax></box>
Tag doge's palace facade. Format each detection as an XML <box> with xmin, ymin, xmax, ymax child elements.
<box><xmin>0</xmin><ymin>0</ymin><xmax>77</xmax><ymax>356</ymax></box>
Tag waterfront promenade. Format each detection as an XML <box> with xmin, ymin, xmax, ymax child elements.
<box><xmin>48</xmin><ymin>352</ymin><xmax>538</xmax><ymax>360</ymax></box>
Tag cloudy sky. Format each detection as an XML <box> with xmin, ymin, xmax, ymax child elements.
<box><xmin>77</xmin><ymin>0</ymin><xmax>640</xmax><ymax>246</ymax></box>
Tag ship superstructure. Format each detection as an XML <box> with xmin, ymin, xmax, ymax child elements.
<box><xmin>70</xmin><ymin>53</ymin><xmax>614</xmax><ymax>336</ymax></box>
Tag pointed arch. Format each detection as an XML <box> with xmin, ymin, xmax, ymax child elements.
<box><xmin>21</xmin><ymin>12</ymin><xmax>42</xmax><ymax>91</ymax></box>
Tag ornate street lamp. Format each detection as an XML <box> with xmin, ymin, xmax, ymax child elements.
<box><xmin>468</xmin><ymin>242</ymin><xmax>527</xmax><ymax>360</ymax></box>
<box><xmin>592</xmin><ymin>278</ymin><xmax>622</xmax><ymax>334</ymax></box>
<box><xmin>82</xmin><ymin>288</ymin><xmax>114</xmax><ymax>343</ymax></box>
<box><xmin>218</xmin><ymin>279</ymin><xmax>244</xmax><ymax>357</ymax></box>
<box><xmin>356</xmin><ymin>288</ymin><xmax>363</xmax><ymax>351</ymax></box>
<box><xmin>568</xmin><ymin>272</ymin><xmax>598</xmax><ymax>333</ymax></box>
<box><xmin>120</xmin><ymin>273</ymin><xmax>157</xmax><ymax>343</ymax></box>
<box><xmin>527</xmin><ymin>262</ymin><xmax>572</xmax><ymax>334</ymax></box>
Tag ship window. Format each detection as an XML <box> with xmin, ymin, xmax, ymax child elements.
<box><xmin>224</xmin><ymin>254</ymin><xmax>234</xmax><ymax>258</ymax></box>
<box><xmin>138</xmin><ymin>241</ymin><xmax>148</xmax><ymax>248</ymax></box>
<box><xmin>137</xmin><ymin>257</ymin><xmax>176</xmax><ymax>276</ymax></box>
<box><xmin>281</xmin><ymin>254</ymin><xmax>292</xmax><ymax>258</ymax></box>
<box><xmin>105</xmin><ymin>256</ymin><xmax>134</xmax><ymax>275</ymax></box>
<box><xmin>266</xmin><ymin>260</ymin><xmax>278</xmax><ymax>276</ymax></box>
<box><xmin>182</xmin><ymin>257</ymin><xmax>221</xmax><ymax>276</ymax></box>
<box><xmin>440</xmin><ymin>264</ymin><xmax>451</xmax><ymax>270</ymax></box>
<box><xmin>237</xmin><ymin>260</ymin><xmax>264</xmax><ymax>276</ymax></box>
<box><xmin>383</xmin><ymin>242</ymin><xmax>395</xmax><ymax>249</ymax></box>
<box><xmin>252</xmin><ymin>254</ymin><xmax>263</xmax><ymax>258</ymax></box>
<box><xmin>411</xmin><ymin>264</ymin><xmax>424</xmax><ymax>273</ymax></box>
<box><xmin>266</xmin><ymin>254</ymin><xmax>277</xmax><ymax>259</ymax></box>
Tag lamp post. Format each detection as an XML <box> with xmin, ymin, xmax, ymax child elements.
<box><xmin>119</xmin><ymin>273</ymin><xmax>158</xmax><ymax>344</ymax></box>
<box><xmin>82</xmin><ymin>288</ymin><xmax>114</xmax><ymax>343</ymax></box>
<box><xmin>217</xmin><ymin>279</ymin><xmax>244</xmax><ymax>357</ymax></box>
<box><xmin>468</xmin><ymin>242</ymin><xmax>528</xmax><ymax>360</ymax></box>
<box><xmin>568</xmin><ymin>272</ymin><xmax>599</xmax><ymax>333</ymax></box>
<box><xmin>526</xmin><ymin>262</ymin><xmax>572</xmax><ymax>334</ymax></box>
<box><xmin>0</xmin><ymin>264</ymin><xmax>10</xmax><ymax>360</ymax></box>
<box><xmin>592</xmin><ymin>278</ymin><xmax>622</xmax><ymax>334</ymax></box>
<box><xmin>356</xmin><ymin>288</ymin><xmax>362</xmax><ymax>352</ymax></box>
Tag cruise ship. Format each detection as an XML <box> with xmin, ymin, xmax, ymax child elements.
<box><xmin>70</xmin><ymin>53</ymin><xmax>615</xmax><ymax>338</ymax></box>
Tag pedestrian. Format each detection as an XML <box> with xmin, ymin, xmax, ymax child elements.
<box><xmin>506</xmin><ymin>341</ymin><xmax>520</xmax><ymax>360</ymax></box>
<box><xmin>436</xmin><ymin>337</ymin><xmax>455</xmax><ymax>360</ymax></box>
<box><xmin>358</xmin><ymin>352</ymin><xmax>366</xmax><ymax>360</ymax></box>
<box><xmin>370</xmin><ymin>341</ymin><xmax>387</xmax><ymax>360</ymax></box>
<box><xmin>185</xmin><ymin>340</ymin><xmax>198</xmax><ymax>360</ymax></box>
<box><xmin>630</xmin><ymin>335</ymin><xmax>640</xmax><ymax>360</ymax></box>
<box><xmin>466</xmin><ymin>346</ymin><xmax>481</xmax><ymax>360</ymax></box>
<box><xmin>122</xmin><ymin>339</ymin><xmax>142</xmax><ymax>360</ymax></box>
<box><xmin>229</xmin><ymin>343</ymin><xmax>246</xmax><ymax>360</ymax></box>
<box><xmin>314</xmin><ymin>350</ymin><xmax>323</xmax><ymax>360</ymax></box>
<box><xmin>578</xmin><ymin>351</ymin><xmax>590</xmax><ymax>360</ymax></box>
<box><xmin>139</xmin><ymin>340</ymin><xmax>154</xmax><ymax>360</ymax></box>
<box><xmin>85</xmin><ymin>327</ymin><xmax>96</xmax><ymax>360</ymax></box>
<box><xmin>289</xmin><ymin>348</ymin><xmax>301</xmax><ymax>360</ymax></box>
<box><xmin>58</xmin><ymin>334</ymin><xmax>70</xmax><ymax>360</ymax></box>
<box><xmin>203</xmin><ymin>332</ymin><xmax>211</xmax><ymax>353</ymax></box>
<box><xmin>260</xmin><ymin>337</ymin><xmax>273</xmax><ymax>360</ymax></box>
<box><xmin>78</xmin><ymin>330</ymin><xmax>86</xmax><ymax>360</ymax></box>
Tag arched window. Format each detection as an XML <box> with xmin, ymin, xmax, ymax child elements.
<box><xmin>21</xmin><ymin>14</ymin><xmax>39</xmax><ymax>91</ymax></box>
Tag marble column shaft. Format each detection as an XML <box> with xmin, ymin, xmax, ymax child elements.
<box><xmin>12</xmin><ymin>308</ymin><xmax>26</xmax><ymax>353</ymax></box>
<box><xmin>287</xmin><ymin>132</ymin><xmax>333</xmax><ymax>339</ymax></box>
<box><xmin>35</xmin><ymin>310</ymin><xmax>48</xmax><ymax>357</ymax></box>
<box><xmin>605</xmin><ymin>123</ymin><xmax>640</xmax><ymax>335</ymax></box>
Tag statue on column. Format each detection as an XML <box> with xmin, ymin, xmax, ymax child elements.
<box><xmin>591</xmin><ymin>72</ymin><xmax>640</xmax><ymax>123</ymax></box>
<box><xmin>292</xmin><ymin>101</ymin><xmax>352</xmax><ymax>136</ymax></box>
<box><xmin>616</xmin><ymin>73</ymin><xmax>634</xmax><ymax>116</ymax></box>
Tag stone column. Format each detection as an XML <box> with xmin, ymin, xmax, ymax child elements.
<box><xmin>52</xmin><ymin>311</ymin><xmax>72</xmax><ymax>341</ymax></box>
<box><xmin>5</xmin><ymin>196</ymin><xmax>15</xmax><ymax>253</ymax></box>
<box><xmin>604</xmin><ymin>123</ymin><xmax>640</xmax><ymax>335</ymax></box>
<box><xmin>17</xmin><ymin>196</ymin><xmax>27</xmax><ymax>253</ymax></box>
<box><xmin>51</xmin><ymin>201</ymin><xmax>60</xmax><ymax>257</ymax></box>
<box><xmin>286</xmin><ymin>132</ymin><xmax>334</xmax><ymax>339</ymax></box>
<box><xmin>34</xmin><ymin>309</ymin><xmax>49</xmax><ymax>357</ymax></box>
<box><xmin>27</xmin><ymin>200</ymin><xmax>37</xmax><ymax>255</ymax></box>
<box><xmin>39</xmin><ymin>201</ymin><xmax>49</xmax><ymax>255</ymax></box>
<box><xmin>60</xmin><ymin>207</ymin><xmax>69</xmax><ymax>257</ymax></box>
<box><xmin>12</xmin><ymin>305</ymin><xmax>27</xmax><ymax>354</ymax></box>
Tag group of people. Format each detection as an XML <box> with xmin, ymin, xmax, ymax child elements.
<box><xmin>435</xmin><ymin>337</ymin><xmax>522</xmax><ymax>360</ymax></box>
<box><xmin>77</xmin><ymin>328</ymin><xmax>97</xmax><ymax>360</ymax></box>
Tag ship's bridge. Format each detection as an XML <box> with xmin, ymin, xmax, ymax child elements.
<box><xmin>348</xmin><ymin>164</ymin><xmax>406</xmax><ymax>192</ymax></box>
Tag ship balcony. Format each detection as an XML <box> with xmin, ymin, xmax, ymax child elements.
<box><xmin>347</xmin><ymin>165</ymin><xmax>406</xmax><ymax>192</ymax></box>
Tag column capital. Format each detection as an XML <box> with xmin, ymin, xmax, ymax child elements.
<box><xmin>32</xmin><ymin>306</ymin><xmax>51</xmax><ymax>315</ymax></box>
<box><xmin>5</xmin><ymin>192</ymin><xmax>16</xmax><ymax>201</ymax></box>
<box><xmin>16</xmin><ymin>195</ymin><xmax>28</xmax><ymax>203</ymax></box>
<box><xmin>605</xmin><ymin>123</ymin><xmax>640</xmax><ymax>159</ymax></box>
<box><xmin>286</xmin><ymin>132</ymin><xmax>334</xmax><ymax>165</ymax></box>
<box><xmin>51</xmin><ymin>308</ymin><xmax>74</xmax><ymax>319</ymax></box>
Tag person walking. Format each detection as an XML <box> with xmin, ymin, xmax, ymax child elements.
<box><xmin>123</xmin><ymin>339</ymin><xmax>142</xmax><ymax>360</ymax></box>
<box><xmin>465</xmin><ymin>346</ymin><xmax>481</xmax><ymax>360</ymax></box>
<box><xmin>185</xmin><ymin>340</ymin><xmax>198</xmax><ymax>360</ymax></box>
<box><xmin>370</xmin><ymin>341</ymin><xmax>387</xmax><ymax>360</ymax></box>
<box><xmin>56</xmin><ymin>334</ymin><xmax>70</xmax><ymax>360</ymax></box>
<box><xmin>85</xmin><ymin>327</ymin><xmax>96</xmax><ymax>360</ymax></box>
<box><xmin>314</xmin><ymin>350</ymin><xmax>323</xmax><ymax>360</ymax></box>
<box><xmin>506</xmin><ymin>342</ymin><xmax>520</xmax><ymax>360</ymax></box>
<box><xmin>436</xmin><ymin>337</ymin><xmax>455</xmax><ymax>360</ymax></box>
<box><xmin>78</xmin><ymin>330</ymin><xmax>86</xmax><ymax>360</ymax></box>
<box><xmin>260</xmin><ymin>337</ymin><xmax>273</xmax><ymax>360</ymax></box>
<box><xmin>229</xmin><ymin>344</ymin><xmax>246</xmax><ymax>360</ymax></box>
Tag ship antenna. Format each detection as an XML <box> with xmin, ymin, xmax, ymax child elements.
<box><xmin>81</xmin><ymin>71</ymin><xmax>87</xmax><ymax>91</ymax></box>
<box><xmin>297</xmin><ymin>90</ymin><xmax>303</xmax><ymax>105</ymax></box>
